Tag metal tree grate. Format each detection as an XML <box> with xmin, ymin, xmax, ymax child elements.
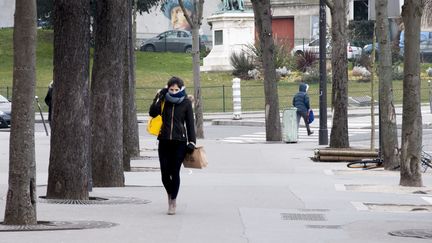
<box><xmin>38</xmin><ymin>196</ymin><xmax>151</xmax><ymax>205</ymax></box>
<box><xmin>389</xmin><ymin>229</ymin><xmax>432</xmax><ymax>239</ymax></box>
<box><xmin>0</xmin><ymin>221</ymin><xmax>117</xmax><ymax>232</ymax></box>
<box><xmin>281</xmin><ymin>213</ymin><xmax>327</xmax><ymax>221</ymax></box>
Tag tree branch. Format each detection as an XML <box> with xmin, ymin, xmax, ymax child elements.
<box><xmin>423</xmin><ymin>0</ymin><xmax>432</xmax><ymax>26</ymax></box>
<box><xmin>178</xmin><ymin>0</ymin><xmax>194</xmax><ymax>28</ymax></box>
<box><xmin>324</xmin><ymin>0</ymin><xmax>334</xmax><ymax>11</ymax></box>
<box><xmin>196</xmin><ymin>0</ymin><xmax>204</xmax><ymax>26</ymax></box>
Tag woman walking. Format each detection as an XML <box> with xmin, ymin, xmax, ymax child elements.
<box><xmin>149</xmin><ymin>77</ymin><xmax>196</xmax><ymax>215</ymax></box>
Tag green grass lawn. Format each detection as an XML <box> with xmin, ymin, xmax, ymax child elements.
<box><xmin>1</xmin><ymin>28</ymin><xmax>432</xmax><ymax>113</ymax></box>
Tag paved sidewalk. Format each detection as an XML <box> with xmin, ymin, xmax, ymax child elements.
<box><xmin>0</xmin><ymin>128</ymin><xmax>431</xmax><ymax>242</ymax></box>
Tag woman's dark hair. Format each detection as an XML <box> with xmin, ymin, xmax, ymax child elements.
<box><xmin>167</xmin><ymin>76</ymin><xmax>184</xmax><ymax>88</ymax></box>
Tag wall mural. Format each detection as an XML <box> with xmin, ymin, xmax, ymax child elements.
<box><xmin>162</xmin><ymin>0</ymin><xmax>194</xmax><ymax>31</ymax></box>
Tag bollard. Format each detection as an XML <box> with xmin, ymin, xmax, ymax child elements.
<box><xmin>429</xmin><ymin>80</ymin><xmax>432</xmax><ymax>114</ymax></box>
<box><xmin>232</xmin><ymin>78</ymin><xmax>241</xmax><ymax>120</ymax></box>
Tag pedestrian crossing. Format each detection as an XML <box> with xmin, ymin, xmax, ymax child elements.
<box><xmin>221</xmin><ymin>128</ymin><xmax>373</xmax><ymax>144</ymax></box>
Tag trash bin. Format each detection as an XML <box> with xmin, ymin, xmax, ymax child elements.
<box><xmin>282</xmin><ymin>108</ymin><xmax>298</xmax><ymax>143</ymax></box>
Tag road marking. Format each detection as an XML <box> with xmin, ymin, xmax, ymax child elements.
<box><xmin>221</xmin><ymin>128</ymin><xmax>371</xmax><ymax>144</ymax></box>
<box><xmin>334</xmin><ymin>184</ymin><xmax>346</xmax><ymax>191</ymax></box>
<box><xmin>351</xmin><ymin>201</ymin><xmax>369</xmax><ymax>211</ymax></box>
<box><xmin>422</xmin><ymin>197</ymin><xmax>432</xmax><ymax>205</ymax></box>
<box><xmin>324</xmin><ymin>169</ymin><xmax>334</xmax><ymax>175</ymax></box>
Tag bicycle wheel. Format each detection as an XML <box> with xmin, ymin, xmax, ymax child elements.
<box><xmin>347</xmin><ymin>160</ymin><xmax>383</xmax><ymax>169</ymax></box>
<box><xmin>421</xmin><ymin>151</ymin><xmax>432</xmax><ymax>172</ymax></box>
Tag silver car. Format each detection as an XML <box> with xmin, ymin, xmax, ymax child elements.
<box><xmin>140</xmin><ymin>30</ymin><xmax>194</xmax><ymax>53</ymax></box>
<box><xmin>0</xmin><ymin>95</ymin><xmax>11</xmax><ymax>128</ymax></box>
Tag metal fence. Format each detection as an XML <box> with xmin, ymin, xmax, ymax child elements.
<box><xmin>3</xmin><ymin>81</ymin><xmax>428</xmax><ymax>114</ymax></box>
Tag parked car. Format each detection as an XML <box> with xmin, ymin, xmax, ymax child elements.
<box><xmin>292</xmin><ymin>39</ymin><xmax>362</xmax><ymax>60</ymax></box>
<box><xmin>0</xmin><ymin>95</ymin><xmax>11</xmax><ymax>128</ymax></box>
<box><xmin>140</xmin><ymin>30</ymin><xmax>205</xmax><ymax>53</ymax></box>
<box><xmin>400</xmin><ymin>31</ymin><xmax>432</xmax><ymax>60</ymax></box>
<box><xmin>363</xmin><ymin>31</ymin><xmax>432</xmax><ymax>60</ymax></box>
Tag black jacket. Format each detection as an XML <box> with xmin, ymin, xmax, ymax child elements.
<box><xmin>149</xmin><ymin>93</ymin><xmax>196</xmax><ymax>144</ymax></box>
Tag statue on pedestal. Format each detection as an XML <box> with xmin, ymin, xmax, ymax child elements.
<box><xmin>222</xmin><ymin>0</ymin><xmax>245</xmax><ymax>11</ymax></box>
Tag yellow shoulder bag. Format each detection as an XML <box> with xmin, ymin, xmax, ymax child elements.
<box><xmin>147</xmin><ymin>101</ymin><xmax>165</xmax><ymax>136</ymax></box>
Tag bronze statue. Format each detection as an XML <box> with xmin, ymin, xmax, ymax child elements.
<box><xmin>222</xmin><ymin>0</ymin><xmax>244</xmax><ymax>11</ymax></box>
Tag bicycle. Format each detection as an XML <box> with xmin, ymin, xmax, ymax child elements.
<box><xmin>346</xmin><ymin>150</ymin><xmax>432</xmax><ymax>172</ymax></box>
<box><xmin>347</xmin><ymin>157</ymin><xmax>383</xmax><ymax>170</ymax></box>
<box><xmin>421</xmin><ymin>150</ymin><xmax>432</xmax><ymax>172</ymax></box>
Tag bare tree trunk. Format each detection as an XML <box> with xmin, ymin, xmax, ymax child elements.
<box><xmin>251</xmin><ymin>0</ymin><xmax>281</xmax><ymax>141</ymax></box>
<box><xmin>375</xmin><ymin>0</ymin><xmax>400</xmax><ymax>170</ymax></box>
<box><xmin>91</xmin><ymin>0</ymin><xmax>127</xmax><ymax>187</ymax></box>
<box><xmin>4</xmin><ymin>0</ymin><xmax>37</xmax><ymax>225</ymax></box>
<box><xmin>328</xmin><ymin>0</ymin><xmax>349</xmax><ymax>148</ymax></box>
<box><xmin>370</xmin><ymin>28</ymin><xmax>376</xmax><ymax>150</ymax></box>
<box><xmin>46</xmin><ymin>0</ymin><xmax>91</xmax><ymax>200</ymax></box>
<box><xmin>191</xmin><ymin>25</ymin><xmax>204</xmax><ymax>138</ymax></box>
<box><xmin>400</xmin><ymin>0</ymin><xmax>424</xmax><ymax>187</ymax></box>
<box><xmin>123</xmin><ymin>0</ymin><xmax>140</xmax><ymax>171</ymax></box>
<box><xmin>179</xmin><ymin>0</ymin><xmax>205</xmax><ymax>139</ymax></box>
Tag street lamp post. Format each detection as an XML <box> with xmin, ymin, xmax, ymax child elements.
<box><xmin>319</xmin><ymin>0</ymin><xmax>328</xmax><ymax>145</ymax></box>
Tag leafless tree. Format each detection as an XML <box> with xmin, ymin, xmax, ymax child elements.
<box><xmin>46</xmin><ymin>0</ymin><xmax>91</xmax><ymax>200</ymax></box>
<box><xmin>375</xmin><ymin>0</ymin><xmax>399</xmax><ymax>170</ymax></box>
<box><xmin>399</xmin><ymin>0</ymin><xmax>424</xmax><ymax>187</ymax></box>
<box><xmin>251</xmin><ymin>0</ymin><xmax>282</xmax><ymax>141</ymax></box>
<box><xmin>179</xmin><ymin>0</ymin><xmax>205</xmax><ymax>139</ymax></box>
<box><xmin>91</xmin><ymin>0</ymin><xmax>128</xmax><ymax>187</ymax></box>
<box><xmin>123</xmin><ymin>0</ymin><xmax>140</xmax><ymax>171</ymax></box>
<box><xmin>4</xmin><ymin>0</ymin><xmax>37</xmax><ymax>225</ymax></box>
<box><xmin>325</xmin><ymin>0</ymin><xmax>349</xmax><ymax>148</ymax></box>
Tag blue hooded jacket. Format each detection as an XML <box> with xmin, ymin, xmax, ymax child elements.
<box><xmin>292</xmin><ymin>83</ymin><xmax>310</xmax><ymax>112</ymax></box>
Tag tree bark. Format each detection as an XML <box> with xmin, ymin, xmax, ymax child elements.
<box><xmin>123</xmin><ymin>0</ymin><xmax>140</xmax><ymax>172</ymax></box>
<box><xmin>375</xmin><ymin>0</ymin><xmax>400</xmax><ymax>170</ymax></box>
<box><xmin>329</xmin><ymin>0</ymin><xmax>349</xmax><ymax>148</ymax></box>
<box><xmin>251</xmin><ymin>0</ymin><xmax>282</xmax><ymax>141</ymax></box>
<box><xmin>400</xmin><ymin>0</ymin><xmax>424</xmax><ymax>187</ymax></box>
<box><xmin>4</xmin><ymin>0</ymin><xmax>37</xmax><ymax>225</ymax></box>
<box><xmin>46</xmin><ymin>0</ymin><xmax>91</xmax><ymax>200</ymax></box>
<box><xmin>191</xmin><ymin>25</ymin><xmax>204</xmax><ymax>138</ymax></box>
<box><xmin>179</xmin><ymin>0</ymin><xmax>205</xmax><ymax>139</ymax></box>
<box><xmin>91</xmin><ymin>0</ymin><xmax>127</xmax><ymax>187</ymax></box>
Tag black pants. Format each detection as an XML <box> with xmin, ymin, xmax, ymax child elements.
<box><xmin>296</xmin><ymin>110</ymin><xmax>312</xmax><ymax>135</ymax></box>
<box><xmin>158</xmin><ymin>139</ymin><xmax>187</xmax><ymax>200</ymax></box>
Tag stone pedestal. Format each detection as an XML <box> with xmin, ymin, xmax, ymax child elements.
<box><xmin>201</xmin><ymin>12</ymin><xmax>255</xmax><ymax>72</ymax></box>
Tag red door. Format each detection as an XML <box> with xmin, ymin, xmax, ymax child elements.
<box><xmin>272</xmin><ymin>18</ymin><xmax>294</xmax><ymax>49</ymax></box>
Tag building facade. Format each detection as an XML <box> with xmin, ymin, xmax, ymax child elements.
<box><xmin>0</xmin><ymin>0</ymin><xmax>15</xmax><ymax>28</ymax></box>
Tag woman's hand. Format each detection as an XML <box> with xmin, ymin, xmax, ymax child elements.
<box><xmin>158</xmin><ymin>88</ymin><xmax>168</xmax><ymax>98</ymax></box>
<box><xmin>186</xmin><ymin>142</ymin><xmax>196</xmax><ymax>154</ymax></box>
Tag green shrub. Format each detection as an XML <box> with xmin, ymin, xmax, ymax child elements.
<box><xmin>353</xmin><ymin>53</ymin><xmax>372</xmax><ymax>70</ymax></box>
<box><xmin>245</xmin><ymin>42</ymin><xmax>292</xmax><ymax>69</ymax></box>
<box><xmin>392</xmin><ymin>65</ymin><xmax>404</xmax><ymax>80</ymax></box>
<box><xmin>230</xmin><ymin>51</ymin><xmax>255</xmax><ymax>79</ymax></box>
<box><xmin>296</xmin><ymin>50</ymin><xmax>317</xmax><ymax>72</ymax></box>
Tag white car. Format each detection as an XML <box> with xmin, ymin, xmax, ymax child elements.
<box><xmin>292</xmin><ymin>39</ymin><xmax>362</xmax><ymax>60</ymax></box>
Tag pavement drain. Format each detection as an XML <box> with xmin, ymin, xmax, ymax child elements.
<box><xmin>0</xmin><ymin>220</ymin><xmax>117</xmax><ymax>232</ymax></box>
<box><xmin>280</xmin><ymin>213</ymin><xmax>327</xmax><ymax>221</ymax></box>
<box><xmin>130</xmin><ymin>166</ymin><xmax>160</xmax><ymax>172</ymax></box>
<box><xmin>38</xmin><ymin>196</ymin><xmax>151</xmax><ymax>205</ymax></box>
<box><xmin>389</xmin><ymin>229</ymin><xmax>432</xmax><ymax>239</ymax></box>
<box><xmin>306</xmin><ymin>225</ymin><xmax>342</xmax><ymax>229</ymax></box>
